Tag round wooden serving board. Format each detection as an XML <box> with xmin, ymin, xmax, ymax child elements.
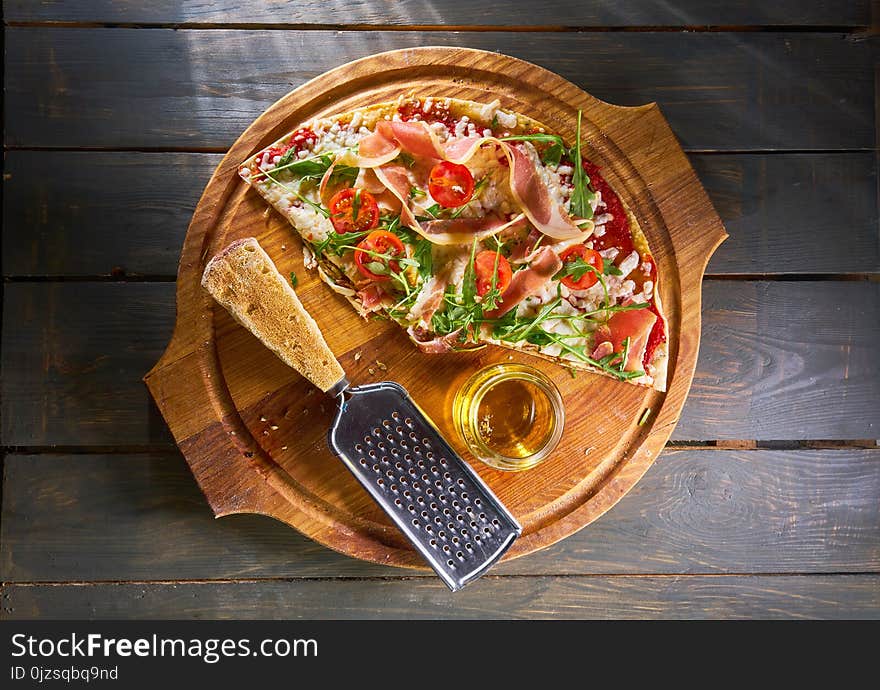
<box><xmin>145</xmin><ymin>47</ymin><xmax>727</xmax><ymax>570</ymax></box>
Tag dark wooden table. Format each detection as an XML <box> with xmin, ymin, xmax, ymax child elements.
<box><xmin>2</xmin><ymin>1</ymin><xmax>878</xmax><ymax>619</ymax></box>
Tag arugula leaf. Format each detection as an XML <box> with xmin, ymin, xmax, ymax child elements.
<box><xmin>351</xmin><ymin>188</ymin><xmax>362</xmax><ymax>221</ymax></box>
<box><xmin>491</xmin><ymin>114</ymin><xmax>499</xmax><ymax>130</ymax></box>
<box><xmin>500</xmin><ymin>133</ymin><xmax>565</xmax><ymax>147</ymax></box>
<box><xmin>413</xmin><ymin>237</ymin><xmax>433</xmax><ymax>279</ymax></box>
<box><xmin>409</xmin><ymin>186</ymin><xmax>426</xmax><ymax>199</ymax></box>
<box><xmin>542</xmin><ymin>143</ymin><xmax>564</xmax><ymax>167</ymax></box>
<box><xmin>603</xmin><ymin>259</ymin><xmax>623</xmax><ymax>276</ymax></box>
<box><xmin>461</xmin><ymin>239</ymin><xmax>478</xmax><ymax>308</ymax></box>
<box><xmin>397</xmin><ymin>152</ymin><xmax>416</xmax><ymax>168</ymax></box>
<box><xmin>554</xmin><ymin>256</ymin><xmax>597</xmax><ymax>283</ymax></box>
<box><xmin>289</xmin><ymin>271</ymin><xmax>298</xmax><ymax>288</ymax></box>
<box><xmin>569</xmin><ymin>111</ymin><xmax>596</xmax><ymax>219</ymax></box>
<box><xmin>312</xmin><ymin>229</ymin><xmax>370</xmax><ymax>257</ymax></box>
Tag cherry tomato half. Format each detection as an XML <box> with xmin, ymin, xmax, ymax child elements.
<box><xmin>328</xmin><ymin>188</ymin><xmax>380</xmax><ymax>234</ymax></box>
<box><xmin>428</xmin><ymin>162</ymin><xmax>475</xmax><ymax>208</ymax></box>
<box><xmin>354</xmin><ymin>230</ymin><xmax>406</xmax><ymax>282</ymax></box>
<box><xmin>474</xmin><ymin>250</ymin><xmax>513</xmax><ymax>298</ymax></box>
<box><xmin>559</xmin><ymin>244</ymin><xmax>603</xmax><ymax>290</ymax></box>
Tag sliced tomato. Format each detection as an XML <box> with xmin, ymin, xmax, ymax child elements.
<box><xmin>559</xmin><ymin>244</ymin><xmax>603</xmax><ymax>290</ymax></box>
<box><xmin>354</xmin><ymin>230</ymin><xmax>406</xmax><ymax>282</ymax></box>
<box><xmin>328</xmin><ymin>188</ymin><xmax>380</xmax><ymax>234</ymax></box>
<box><xmin>474</xmin><ymin>250</ymin><xmax>512</xmax><ymax>298</ymax></box>
<box><xmin>428</xmin><ymin>161</ymin><xmax>475</xmax><ymax>208</ymax></box>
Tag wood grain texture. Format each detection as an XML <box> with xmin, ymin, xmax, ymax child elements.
<box><xmin>144</xmin><ymin>46</ymin><xmax>724</xmax><ymax>570</ymax></box>
<box><xmin>4</xmin><ymin>281</ymin><xmax>876</xmax><ymax>447</ymax></box>
<box><xmin>3</xmin><ymin>0</ymin><xmax>870</xmax><ymax>26</ymax></box>
<box><xmin>3</xmin><ymin>450</ymin><xmax>878</xmax><ymax>583</ymax></box>
<box><xmin>4</xmin><ymin>152</ymin><xmax>877</xmax><ymax>277</ymax></box>
<box><xmin>3</xmin><ymin>576</ymin><xmax>878</xmax><ymax>620</ymax></box>
<box><xmin>5</xmin><ymin>29</ymin><xmax>874</xmax><ymax>150</ymax></box>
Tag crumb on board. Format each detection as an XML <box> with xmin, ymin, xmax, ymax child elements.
<box><xmin>354</xmin><ymin>351</ymin><xmax>362</xmax><ymax>361</ymax></box>
<box><xmin>376</xmin><ymin>360</ymin><xmax>387</xmax><ymax>371</ymax></box>
<box><xmin>270</xmin><ymin>425</ymin><xmax>279</xmax><ymax>430</ymax></box>
<box><xmin>368</xmin><ymin>367</ymin><xmax>376</xmax><ymax>375</ymax></box>
<box><xmin>281</xmin><ymin>446</ymin><xmax>288</xmax><ymax>451</ymax></box>
<box><xmin>584</xmin><ymin>446</ymin><xmax>594</xmax><ymax>456</ymax></box>
<box><xmin>259</xmin><ymin>416</ymin><xmax>267</xmax><ymax>422</ymax></box>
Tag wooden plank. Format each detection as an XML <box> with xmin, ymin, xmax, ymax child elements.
<box><xmin>3</xmin><ymin>0</ymin><xmax>869</xmax><ymax>26</ymax></box>
<box><xmin>1</xmin><ymin>283</ymin><xmax>177</xmax><ymax>447</ymax></box>
<box><xmin>4</xmin><ymin>152</ymin><xmax>877</xmax><ymax>277</ymax></box>
<box><xmin>697</xmin><ymin>153</ymin><xmax>880</xmax><ymax>275</ymax></box>
<box><xmin>3</xmin><ymin>575</ymin><xmax>877</xmax><ymax>619</ymax></box>
<box><xmin>5</xmin><ymin>29</ymin><xmax>873</xmax><ymax>151</ymax></box>
<box><xmin>3</xmin><ymin>282</ymin><xmax>877</xmax><ymax>446</ymax></box>
<box><xmin>2</xmin><ymin>152</ymin><xmax>221</xmax><ymax>278</ymax></box>
<box><xmin>2</xmin><ymin>450</ymin><xmax>878</xmax><ymax>582</ymax></box>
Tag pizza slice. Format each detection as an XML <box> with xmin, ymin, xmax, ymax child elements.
<box><xmin>238</xmin><ymin>96</ymin><xmax>669</xmax><ymax>391</ymax></box>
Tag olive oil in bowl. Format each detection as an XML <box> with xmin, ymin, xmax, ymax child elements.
<box><xmin>454</xmin><ymin>364</ymin><xmax>564</xmax><ymax>471</ymax></box>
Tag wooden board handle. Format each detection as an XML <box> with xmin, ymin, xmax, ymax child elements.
<box><xmin>200</xmin><ymin>237</ymin><xmax>346</xmax><ymax>393</ymax></box>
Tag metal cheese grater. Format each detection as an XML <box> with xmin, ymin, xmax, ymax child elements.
<box><xmin>325</xmin><ymin>378</ymin><xmax>521</xmax><ymax>591</ymax></box>
<box><xmin>202</xmin><ymin>240</ymin><xmax>521</xmax><ymax>591</ymax></box>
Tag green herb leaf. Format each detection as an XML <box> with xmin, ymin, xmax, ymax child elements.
<box><xmin>409</xmin><ymin>186</ymin><xmax>426</xmax><ymax>199</ymax></box>
<box><xmin>397</xmin><ymin>152</ymin><xmax>416</xmax><ymax>168</ymax></box>
<box><xmin>603</xmin><ymin>259</ymin><xmax>623</xmax><ymax>276</ymax></box>
<box><xmin>491</xmin><ymin>114</ymin><xmax>499</xmax><ymax>130</ymax></box>
<box><xmin>364</xmin><ymin>261</ymin><xmax>388</xmax><ymax>276</ymax></box>
<box><xmin>638</xmin><ymin>408</ymin><xmax>652</xmax><ymax>425</ymax></box>
<box><xmin>569</xmin><ymin>111</ymin><xmax>596</xmax><ymax>219</ymax></box>
<box><xmin>500</xmin><ymin>133</ymin><xmax>565</xmax><ymax>147</ymax></box>
<box><xmin>351</xmin><ymin>188</ymin><xmax>362</xmax><ymax>221</ymax></box>
<box><xmin>312</xmin><ymin>229</ymin><xmax>370</xmax><ymax>257</ymax></box>
<box><xmin>542</xmin><ymin>143</ymin><xmax>564</xmax><ymax>167</ymax></box>
<box><xmin>554</xmin><ymin>256</ymin><xmax>599</xmax><ymax>283</ymax></box>
<box><xmin>289</xmin><ymin>271</ymin><xmax>298</xmax><ymax>288</ymax></box>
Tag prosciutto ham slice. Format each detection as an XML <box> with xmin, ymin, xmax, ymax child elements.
<box><xmin>355</xmin><ymin>120</ymin><xmax>589</xmax><ymax>242</ymax></box>
<box><xmin>483</xmin><ymin>247</ymin><xmax>563</xmax><ymax>319</ymax></box>
<box><xmin>594</xmin><ymin>308</ymin><xmax>658</xmax><ymax>372</ymax></box>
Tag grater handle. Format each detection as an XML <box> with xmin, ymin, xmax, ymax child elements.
<box><xmin>202</xmin><ymin>237</ymin><xmax>347</xmax><ymax>394</ymax></box>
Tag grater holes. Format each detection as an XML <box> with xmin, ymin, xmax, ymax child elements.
<box><xmin>392</xmin><ymin>411</ymin><xmax>400</xmax><ymax>420</ymax></box>
<box><xmin>359</xmin><ymin>458</ymin><xmax>367</xmax><ymax>467</ymax></box>
<box><xmin>447</xmin><ymin>560</ymin><xmax>455</xmax><ymax>567</ymax></box>
<box><xmin>456</xmin><ymin>515</ymin><xmax>465</xmax><ymax>523</ymax></box>
<box><xmin>430</xmin><ymin>502</ymin><xmax>437</xmax><ymax>510</ymax></box>
<box><xmin>443</xmin><ymin>508</ymin><xmax>451</xmax><ymax>516</ymax></box>
<box><xmin>368</xmin><ymin>450</ymin><xmax>377</xmax><ymax>459</ymax></box>
<box><xmin>429</xmin><ymin>539</ymin><xmax>437</xmax><ymax>547</ymax></box>
<box><xmin>390</xmin><ymin>484</ymin><xmax>398</xmax><ymax>493</ymax></box>
<box><xmin>465</xmin><ymin>543</ymin><xmax>473</xmax><ymax>551</ymax></box>
<box><xmin>421</xmin><ymin>510</ymin><xmax>429</xmax><ymax>518</ymax></box>
<box><xmin>461</xmin><ymin>492</ymin><xmax>468</xmax><ymax>501</ymax></box>
<box><xmin>412</xmin><ymin>482</ymin><xmax>421</xmax><ymax>492</ymax></box>
<box><xmin>456</xmin><ymin>551</ymin><xmax>464</xmax><ymax>560</ymax></box>
<box><xmin>465</xmin><ymin>506</ymin><xmax>474</xmax><ymax>514</ymax></box>
<box><xmin>452</xmin><ymin>536</ymin><xmax>459</xmax><ymax>544</ymax></box>
<box><xmin>484</xmin><ymin>527</ymin><xmax>491</xmax><ymax>534</ymax></box>
<box><xmin>426</xmin><ymin>488</ymin><xmax>434</xmax><ymax>497</ymax></box>
<box><xmin>460</xmin><ymin>528</ymin><xmax>469</xmax><ymax>537</ymax></box>
<box><xmin>425</xmin><ymin>525</ymin><xmax>433</xmax><ymax>533</ymax></box>
<box><xmin>395</xmin><ymin>425</ymin><xmax>404</xmax><ymax>434</ymax></box>
<box><xmin>417</xmin><ymin>460</ymin><xmax>426</xmax><ymax>469</ymax></box>
<box><xmin>435</xmin><ymin>517</ymin><xmax>443</xmax><ymax>526</ymax></box>
<box><xmin>377</xmin><ymin>442</ymin><xmax>386</xmax><ymax>451</ymax></box>
<box><xmin>422</xmin><ymin>438</ymin><xmax>431</xmax><ymax>446</ymax></box>
<box><xmin>355</xmin><ymin>443</ymin><xmax>363</xmax><ymax>452</ymax></box>
<box><xmin>395</xmin><ymin>462</ymin><xmax>403</xmax><ymax>470</ymax></box>
<box><xmin>421</xmin><ymin>474</ymin><xmax>429</xmax><ymax>482</ymax></box>
<box><xmin>404</xmin><ymin>417</ymin><xmax>414</xmax><ymax>427</ymax></box>
<box><xmin>438</xmin><ymin>530</ymin><xmax>446</xmax><ymax>538</ymax></box>
<box><xmin>426</xmin><ymin>452</ymin><xmax>435</xmax><ymax>461</ymax></box>
<box><xmin>404</xmin><ymin>454</ymin><xmax>413</xmax><ymax>462</ymax></box>
<box><xmin>372</xmin><ymin>464</ymin><xmax>380</xmax><ymax>472</ymax></box>
<box><xmin>444</xmin><ymin>472</ymin><xmax>452</xmax><ymax>480</ymax></box>
<box><xmin>411</xmin><ymin>519</ymin><xmax>419</xmax><ymax>528</ymax></box>
<box><xmin>440</xmin><ymin>458</ymin><xmax>449</xmax><ymax>468</ymax></box>
<box><xmin>386</xmin><ymin>434</ymin><xmax>394</xmax><ymax>442</ymax></box>
<box><xmin>492</xmin><ymin>519</ymin><xmax>500</xmax><ymax>526</ymax></box>
<box><xmin>470</xmin><ymin>521</ymin><xmax>478</xmax><ymax>528</ymax></box>
<box><xmin>386</xmin><ymin>470</ymin><xmax>394</xmax><ymax>478</ymax></box>
<box><xmin>416</xmin><ymin>496</ymin><xmax>425</xmax><ymax>505</ymax></box>
<box><xmin>457</xmin><ymin>479</ymin><xmax>465</xmax><ymax>487</ymax></box>
<box><xmin>480</xmin><ymin>513</ymin><xmax>486</xmax><ymax>520</ymax></box>
<box><xmin>373</xmin><ymin>427</ymin><xmax>382</xmax><ymax>436</ymax></box>
<box><xmin>442</xmin><ymin>544</ymin><xmax>450</xmax><ymax>553</ymax></box>
<box><xmin>394</xmin><ymin>498</ymin><xmax>402</xmax><ymax>507</ymax></box>
<box><xmin>474</xmin><ymin>499</ymin><xmax>482</xmax><ymax>507</ymax></box>
<box><xmin>377</xmin><ymin>478</ymin><xmax>384</xmax><ymax>487</ymax></box>
<box><xmin>403</xmin><ymin>490</ymin><xmax>411</xmax><ymax>498</ymax></box>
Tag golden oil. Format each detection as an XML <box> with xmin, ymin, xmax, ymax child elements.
<box><xmin>453</xmin><ymin>364</ymin><xmax>564</xmax><ymax>471</ymax></box>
